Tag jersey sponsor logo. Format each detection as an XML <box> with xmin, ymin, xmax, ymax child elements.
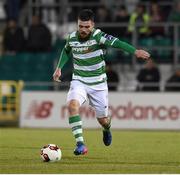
<box><xmin>72</xmin><ymin>47</ymin><xmax>89</xmax><ymax>52</ymax></box>
<box><xmin>69</xmin><ymin>41</ymin><xmax>79</xmax><ymax>46</ymax></box>
<box><xmin>69</xmin><ymin>40</ymin><xmax>97</xmax><ymax>47</ymax></box>
<box><xmin>86</xmin><ymin>40</ymin><xmax>97</xmax><ymax>46</ymax></box>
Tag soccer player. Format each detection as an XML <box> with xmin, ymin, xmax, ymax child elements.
<box><xmin>53</xmin><ymin>9</ymin><xmax>150</xmax><ymax>155</ymax></box>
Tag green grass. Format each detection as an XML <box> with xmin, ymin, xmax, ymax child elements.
<box><xmin>0</xmin><ymin>128</ymin><xmax>180</xmax><ymax>173</ymax></box>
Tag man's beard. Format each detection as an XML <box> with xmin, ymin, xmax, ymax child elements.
<box><xmin>80</xmin><ymin>32</ymin><xmax>90</xmax><ymax>39</ymax></box>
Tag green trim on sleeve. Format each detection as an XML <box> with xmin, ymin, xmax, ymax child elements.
<box><xmin>112</xmin><ymin>39</ymin><xmax>136</xmax><ymax>54</ymax></box>
<box><xmin>57</xmin><ymin>34</ymin><xmax>72</xmax><ymax>69</ymax></box>
<box><xmin>57</xmin><ymin>48</ymin><xmax>70</xmax><ymax>69</ymax></box>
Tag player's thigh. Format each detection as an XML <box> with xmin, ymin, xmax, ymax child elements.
<box><xmin>88</xmin><ymin>89</ymin><xmax>108</xmax><ymax>118</ymax></box>
<box><xmin>67</xmin><ymin>81</ymin><xmax>87</xmax><ymax>106</ymax></box>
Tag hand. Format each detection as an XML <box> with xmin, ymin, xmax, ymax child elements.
<box><xmin>135</xmin><ymin>49</ymin><xmax>151</xmax><ymax>60</ymax></box>
<box><xmin>53</xmin><ymin>68</ymin><xmax>61</xmax><ymax>82</ymax></box>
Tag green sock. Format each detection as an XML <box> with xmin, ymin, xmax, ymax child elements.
<box><xmin>69</xmin><ymin>115</ymin><xmax>84</xmax><ymax>143</ymax></box>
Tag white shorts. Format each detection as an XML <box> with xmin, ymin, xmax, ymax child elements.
<box><xmin>67</xmin><ymin>80</ymin><xmax>108</xmax><ymax>118</ymax></box>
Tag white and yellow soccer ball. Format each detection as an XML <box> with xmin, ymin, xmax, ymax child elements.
<box><xmin>40</xmin><ymin>144</ymin><xmax>62</xmax><ymax>162</ymax></box>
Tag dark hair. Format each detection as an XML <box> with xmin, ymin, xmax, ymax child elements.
<box><xmin>78</xmin><ymin>9</ymin><xmax>95</xmax><ymax>21</ymax></box>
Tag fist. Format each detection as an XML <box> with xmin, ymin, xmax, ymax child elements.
<box><xmin>53</xmin><ymin>68</ymin><xmax>61</xmax><ymax>82</ymax></box>
<box><xmin>135</xmin><ymin>49</ymin><xmax>150</xmax><ymax>60</ymax></box>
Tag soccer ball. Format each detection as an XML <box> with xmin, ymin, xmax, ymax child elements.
<box><xmin>40</xmin><ymin>144</ymin><xmax>62</xmax><ymax>162</ymax></box>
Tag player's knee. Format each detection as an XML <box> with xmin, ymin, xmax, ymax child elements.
<box><xmin>98</xmin><ymin>117</ymin><xmax>110</xmax><ymax>127</ymax></box>
<box><xmin>67</xmin><ymin>100</ymin><xmax>80</xmax><ymax>115</ymax></box>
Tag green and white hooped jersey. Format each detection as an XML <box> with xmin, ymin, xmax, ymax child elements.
<box><xmin>58</xmin><ymin>28</ymin><xmax>136</xmax><ymax>87</ymax></box>
<box><xmin>65</xmin><ymin>29</ymin><xmax>118</xmax><ymax>86</ymax></box>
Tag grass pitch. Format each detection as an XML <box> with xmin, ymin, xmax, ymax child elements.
<box><xmin>0</xmin><ymin>128</ymin><xmax>180</xmax><ymax>173</ymax></box>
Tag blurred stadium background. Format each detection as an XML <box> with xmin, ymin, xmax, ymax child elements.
<box><xmin>0</xmin><ymin>0</ymin><xmax>180</xmax><ymax>130</ymax></box>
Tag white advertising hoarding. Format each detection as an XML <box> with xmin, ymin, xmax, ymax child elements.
<box><xmin>20</xmin><ymin>91</ymin><xmax>180</xmax><ymax>129</ymax></box>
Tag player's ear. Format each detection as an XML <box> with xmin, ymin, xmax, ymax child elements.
<box><xmin>91</xmin><ymin>21</ymin><xmax>95</xmax><ymax>27</ymax></box>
